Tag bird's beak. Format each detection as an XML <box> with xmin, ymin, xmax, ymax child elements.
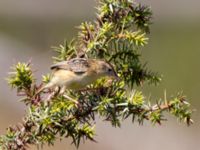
<box><xmin>113</xmin><ymin>71</ymin><xmax>120</xmax><ymax>81</ymax></box>
<box><xmin>115</xmin><ymin>75</ymin><xmax>120</xmax><ymax>81</ymax></box>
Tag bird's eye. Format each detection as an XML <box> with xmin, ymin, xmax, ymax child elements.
<box><xmin>108</xmin><ymin>68</ymin><xmax>112</xmax><ymax>72</ymax></box>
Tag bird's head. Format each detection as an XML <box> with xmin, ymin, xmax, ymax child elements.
<box><xmin>96</xmin><ymin>60</ymin><xmax>119</xmax><ymax>79</ymax></box>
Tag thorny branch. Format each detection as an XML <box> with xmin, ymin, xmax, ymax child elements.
<box><xmin>0</xmin><ymin>0</ymin><xmax>193</xmax><ymax>149</ymax></box>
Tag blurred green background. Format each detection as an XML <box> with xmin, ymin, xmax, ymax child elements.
<box><xmin>0</xmin><ymin>0</ymin><xmax>199</xmax><ymax>150</ymax></box>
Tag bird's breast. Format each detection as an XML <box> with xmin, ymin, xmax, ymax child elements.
<box><xmin>52</xmin><ymin>70</ymin><xmax>99</xmax><ymax>89</ymax></box>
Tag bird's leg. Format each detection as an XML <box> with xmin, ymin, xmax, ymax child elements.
<box><xmin>46</xmin><ymin>86</ymin><xmax>60</xmax><ymax>100</ymax></box>
<box><xmin>52</xmin><ymin>86</ymin><xmax>62</xmax><ymax>97</ymax></box>
<box><xmin>59</xmin><ymin>86</ymin><xmax>66</xmax><ymax>95</ymax></box>
<box><xmin>46</xmin><ymin>92</ymin><xmax>54</xmax><ymax>100</ymax></box>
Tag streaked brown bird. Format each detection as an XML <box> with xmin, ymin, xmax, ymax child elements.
<box><xmin>37</xmin><ymin>58</ymin><xmax>118</xmax><ymax>95</ymax></box>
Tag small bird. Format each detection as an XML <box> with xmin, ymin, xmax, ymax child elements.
<box><xmin>37</xmin><ymin>58</ymin><xmax>118</xmax><ymax>95</ymax></box>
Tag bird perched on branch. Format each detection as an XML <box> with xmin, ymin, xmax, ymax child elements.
<box><xmin>37</xmin><ymin>58</ymin><xmax>118</xmax><ymax>95</ymax></box>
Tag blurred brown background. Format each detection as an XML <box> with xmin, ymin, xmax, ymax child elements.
<box><xmin>0</xmin><ymin>0</ymin><xmax>200</xmax><ymax>150</ymax></box>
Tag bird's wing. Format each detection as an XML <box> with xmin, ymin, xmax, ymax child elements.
<box><xmin>50</xmin><ymin>58</ymin><xmax>90</xmax><ymax>73</ymax></box>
